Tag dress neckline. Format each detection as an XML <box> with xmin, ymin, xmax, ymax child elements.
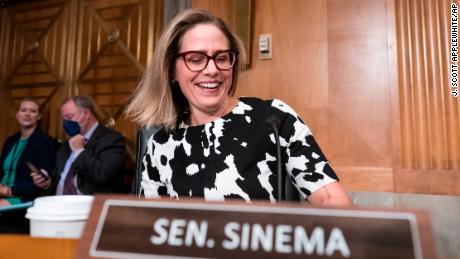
<box><xmin>180</xmin><ymin>98</ymin><xmax>242</xmax><ymax>129</ymax></box>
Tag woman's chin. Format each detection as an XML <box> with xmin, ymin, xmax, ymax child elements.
<box><xmin>20</xmin><ymin>123</ymin><xmax>37</xmax><ymax>129</ymax></box>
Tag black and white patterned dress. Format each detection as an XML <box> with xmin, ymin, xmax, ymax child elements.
<box><xmin>141</xmin><ymin>97</ymin><xmax>338</xmax><ymax>202</ymax></box>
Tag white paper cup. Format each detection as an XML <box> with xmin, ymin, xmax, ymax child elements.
<box><xmin>26</xmin><ymin>195</ymin><xmax>94</xmax><ymax>238</ymax></box>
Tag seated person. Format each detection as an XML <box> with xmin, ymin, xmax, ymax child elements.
<box><xmin>125</xmin><ymin>9</ymin><xmax>351</xmax><ymax>206</ymax></box>
<box><xmin>31</xmin><ymin>96</ymin><xmax>126</xmax><ymax>195</ymax></box>
<box><xmin>0</xmin><ymin>98</ymin><xmax>56</xmax><ymax>232</ymax></box>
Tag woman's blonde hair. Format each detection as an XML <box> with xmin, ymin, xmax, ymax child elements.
<box><xmin>125</xmin><ymin>8</ymin><xmax>246</xmax><ymax>130</ymax></box>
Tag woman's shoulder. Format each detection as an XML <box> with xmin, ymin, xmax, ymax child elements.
<box><xmin>238</xmin><ymin>97</ymin><xmax>297</xmax><ymax>116</ymax></box>
<box><xmin>238</xmin><ymin>96</ymin><xmax>272</xmax><ymax>105</ymax></box>
<box><xmin>238</xmin><ymin>96</ymin><xmax>290</xmax><ymax>106</ymax></box>
<box><xmin>270</xmin><ymin>99</ymin><xmax>299</xmax><ymax>116</ymax></box>
<box><xmin>237</xmin><ymin>97</ymin><xmax>276</xmax><ymax>112</ymax></box>
<box><xmin>28</xmin><ymin>128</ymin><xmax>57</xmax><ymax>150</ymax></box>
<box><xmin>3</xmin><ymin>132</ymin><xmax>21</xmax><ymax>146</ymax></box>
<box><xmin>31</xmin><ymin>127</ymin><xmax>54</xmax><ymax>141</ymax></box>
<box><xmin>5</xmin><ymin>131</ymin><xmax>20</xmax><ymax>141</ymax></box>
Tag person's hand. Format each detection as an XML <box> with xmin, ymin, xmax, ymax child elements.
<box><xmin>0</xmin><ymin>184</ymin><xmax>12</xmax><ymax>197</ymax></box>
<box><xmin>31</xmin><ymin>171</ymin><xmax>51</xmax><ymax>190</ymax></box>
<box><xmin>69</xmin><ymin>134</ymin><xmax>86</xmax><ymax>152</ymax></box>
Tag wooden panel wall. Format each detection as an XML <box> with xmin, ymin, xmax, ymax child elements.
<box><xmin>0</xmin><ymin>0</ymin><xmax>17</xmax><ymax>141</ymax></box>
<box><xmin>394</xmin><ymin>0</ymin><xmax>460</xmax><ymax>194</ymax></box>
<box><xmin>74</xmin><ymin>0</ymin><xmax>163</xmax><ymax>148</ymax></box>
<box><xmin>193</xmin><ymin>0</ymin><xmax>460</xmax><ymax>195</ymax></box>
<box><xmin>0</xmin><ymin>0</ymin><xmax>163</xmax><ymax>160</ymax></box>
<box><xmin>326</xmin><ymin>0</ymin><xmax>397</xmax><ymax>191</ymax></box>
<box><xmin>396</xmin><ymin>0</ymin><xmax>459</xmax><ymax>171</ymax></box>
<box><xmin>0</xmin><ymin>0</ymin><xmax>69</xmax><ymax>139</ymax></box>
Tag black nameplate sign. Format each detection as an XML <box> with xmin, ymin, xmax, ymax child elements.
<box><xmin>76</xmin><ymin>195</ymin><xmax>436</xmax><ymax>259</ymax></box>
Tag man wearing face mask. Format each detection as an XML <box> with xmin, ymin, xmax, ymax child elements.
<box><xmin>31</xmin><ymin>95</ymin><xmax>126</xmax><ymax>195</ymax></box>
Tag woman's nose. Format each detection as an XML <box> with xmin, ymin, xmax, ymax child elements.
<box><xmin>202</xmin><ymin>59</ymin><xmax>219</xmax><ymax>75</ymax></box>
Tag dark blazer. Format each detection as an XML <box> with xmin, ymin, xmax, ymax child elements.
<box><xmin>48</xmin><ymin>124</ymin><xmax>126</xmax><ymax>195</ymax></box>
<box><xmin>0</xmin><ymin>127</ymin><xmax>57</xmax><ymax>202</ymax></box>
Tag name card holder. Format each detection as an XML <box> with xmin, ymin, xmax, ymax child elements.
<box><xmin>75</xmin><ymin>194</ymin><xmax>436</xmax><ymax>259</ymax></box>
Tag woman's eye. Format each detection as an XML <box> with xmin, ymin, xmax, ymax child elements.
<box><xmin>188</xmin><ymin>57</ymin><xmax>205</xmax><ymax>63</ymax></box>
<box><xmin>216</xmin><ymin>56</ymin><xmax>229</xmax><ymax>63</ymax></box>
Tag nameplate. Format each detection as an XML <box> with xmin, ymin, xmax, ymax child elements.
<box><xmin>76</xmin><ymin>195</ymin><xmax>436</xmax><ymax>259</ymax></box>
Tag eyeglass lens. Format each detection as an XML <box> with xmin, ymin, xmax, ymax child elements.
<box><xmin>183</xmin><ymin>51</ymin><xmax>235</xmax><ymax>71</ymax></box>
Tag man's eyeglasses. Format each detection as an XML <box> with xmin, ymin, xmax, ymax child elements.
<box><xmin>176</xmin><ymin>50</ymin><xmax>237</xmax><ymax>72</ymax></box>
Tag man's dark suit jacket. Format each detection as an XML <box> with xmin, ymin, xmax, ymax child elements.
<box><xmin>0</xmin><ymin>128</ymin><xmax>56</xmax><ymax>202</ymax></box>
<box><xmin>48</xmin><ymin>124</ymin><xmax>126</xmax><ymax>195</ymax></box>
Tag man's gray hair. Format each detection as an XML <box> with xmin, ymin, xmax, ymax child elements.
<box><xmin>62</xmin><ymin>95</ymin><xmax>103</xmax><ymax>121</ymax></box>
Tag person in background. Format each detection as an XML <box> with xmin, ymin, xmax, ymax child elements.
<box><xmin>126</xmin><ymin>9</ymin><xmax>351</xmax><ymax>206</ymax></box>
<box><xmin>0</xmin><ymin>98</ymin><xmax>56</xmax><ymax>232</ymax></box>
<box><xmin>31</xmin><ymin>95</ymin><xmax>126</xmax><ymax>195</ymax></box>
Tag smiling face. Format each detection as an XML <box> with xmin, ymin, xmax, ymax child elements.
<box><xmin>16</xmin><ymin>100</ymin><xmax>41</xmax><ymax>129</ymax></box>
<box><xmin>174</xmin><ymin>23</ymin><xmax>235</xmax><ymax>124</ymax></box>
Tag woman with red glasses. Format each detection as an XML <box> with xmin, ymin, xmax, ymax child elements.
<box><xmin>126</xmin><ymin>9</ymin><xmax>350</xmax><ymax>206</ymax></box>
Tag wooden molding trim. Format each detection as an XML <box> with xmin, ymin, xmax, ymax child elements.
<box><xmin>336</xmin><ymin>166</ymin><xmax>395</xmax><ymax>193</ymax></box>
<box><xmin>337</xmin><ymin>166</ymin><xmax>460</xmax><ymax>195</ymax></box>
<box><xmin>394</xmin><ymin>169</ymin><xmax>460</xmax><ymax>195</ymax></box>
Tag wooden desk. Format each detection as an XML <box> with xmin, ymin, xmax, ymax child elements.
<box><xmin>0</xmin><ymin>234</ymin><xmax>77</xmax><ymax>259</ymax></box>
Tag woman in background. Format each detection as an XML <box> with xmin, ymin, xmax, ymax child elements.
<box><xmin>0</xmin><ymin>98</ymin><xmax>56</xmax><ymax>232</ymax></box>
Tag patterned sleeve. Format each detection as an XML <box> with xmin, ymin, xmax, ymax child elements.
<box><xmin>271</xmin><ymin>99</ymin><xmax>338</xmax><ymax>200</ymax></box>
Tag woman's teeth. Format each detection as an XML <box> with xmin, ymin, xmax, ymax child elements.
<box><xmin>199</xmin><ymin>82</ymin><xmax>219</xmax><ymax>89</ymax></box>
